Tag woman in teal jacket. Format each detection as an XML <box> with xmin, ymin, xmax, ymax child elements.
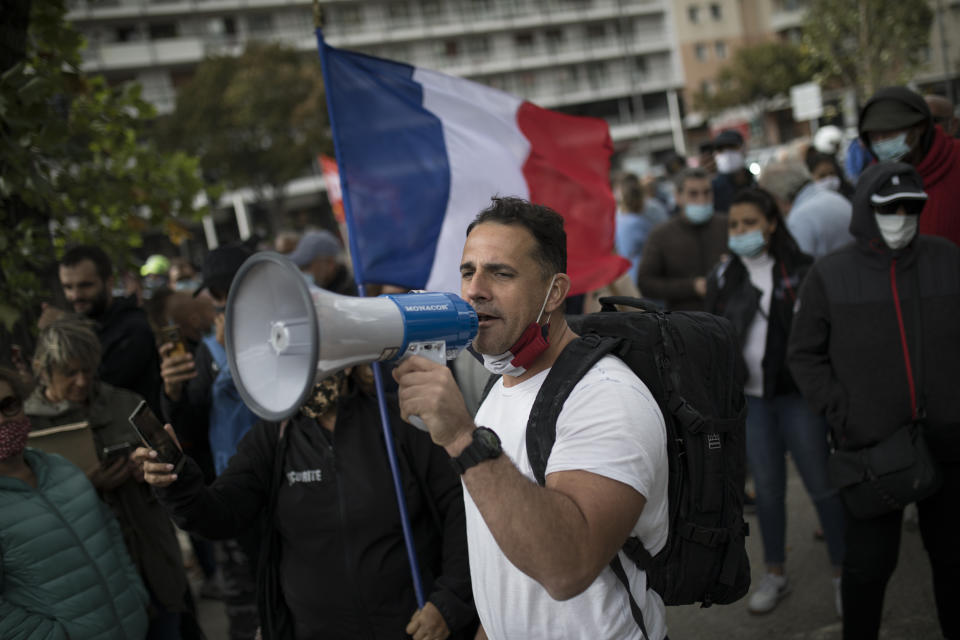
<box><xmin>0</xmin><ymin>367</ymin><xmax>148</xmax><ymax>640</ymax></box>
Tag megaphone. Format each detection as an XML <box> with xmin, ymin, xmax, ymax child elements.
<box><xmin>225</xmin><ymin>252</ymin><xmax>478</xmax><ymax>421</ymax></box>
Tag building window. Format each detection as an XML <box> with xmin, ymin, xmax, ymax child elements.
<box><xmin>390</xmin><ymin>43</ymin><xmax>412</xmax><ymax>62</ymax></box>
<box><xmin>586</xmin><ymin>23</ymin><xmax>606</xmax><ymax>41</ymax></box>
<box><xmin>467</xmin><ymin>0</ymin><xmax>492</xmax><ymax>17</ymax></box>
<box><xmin>715</xmin><ymin>41</ymin><xmax>727</xmax><ymax>58</ymax></box>
<box><xmin>388</xmin><ymin>2</ymin><xmax>412</xmax><ymax>26</ymax></box>
<box><xmin>710</xmin><ymin>3</ymin><xmax>722</xmax><ymax>20</ymax></box>
<box><xmin>688</xmin><ymin>5</ymin><xmax>700</xmax><ymax>23</ymax></box>
<box><xmin>466</xmin><ymin>35</ymin><xmax>490</xmax><ymax>56</ymax></box>
<box><xmin>634</xmin><ymin>55</ymin><xmax>648</xmax><ymax>76</ymax></box>
<box><xmin>514</xmin><ymin>31</ymin><xmax>535</xmax><ymax>53</ymax></box>
<box><xmin>518</xmin><ymin>72</ymin><xmax>537</xmax><ymax>92</ymax></box>
<box><xmin>205</xmin><ymin>17</ymin><xmax>236</xmax><ymax>36</ymax></box>
<box><xmin>440</xmin><ymin>40</ymin><xmax>459</xmax><ymax>58</ymax></box>
<box><xmin>148</xmin><ymin>22</ymin><xmax>178</xmax><ymax>40</ymax></box>
<box><xmin>339</xmin><ymin>5</ymin><xmax>364</xmax><ymax>27</ymax></box>
<box><xmin>421</xmin><ymin>0</ymin><xmax>444</xmax><ymax>21</ymax></box>
<box><xmin>700</xmin><ymin>79</ymin><xmax>714</xmax><ymax>95</ymax></box>
<box><xmin>586</xmin><ymin>61</ymin><xmax>608</xmax><ymax>88</ymax></box>
<box><xmin>695</xmin><ymin>43</ymin><xmax>708</xmax><ymax>61</ymax></box>
<box><xmin>247</xmin><ymin>13</ymin><xmax>274</xmax><ymax>34</ymax></box>
<box><xmin>114</xmin><ymin>24</ymin><xmax>139</xmax><ymax>42</ymax></box>
<box><xmin>615</xmin><ymin>19</ymin><xmax>636</xmax><ymax>39</ymax></box>
<box><xmin>545</xmin><ymin>28</ymin><xmax>565</xmax><ymax>51</ymax></box>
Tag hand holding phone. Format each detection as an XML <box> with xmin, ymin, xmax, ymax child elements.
<box><xmin>128</xmin><ymin>400</ymin><xmax>185</xmax><ymax>475</ymax></box>
<box><xmin>159</xmin><ymin>324</ymin><xmax>188</xmax><ymax>358</ymax></box>
<box><xmin>101</xmin><ymin>442</ymin><xmax>134</xmax><ymax>467</ymax></box>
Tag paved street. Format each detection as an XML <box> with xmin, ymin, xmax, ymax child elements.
<box><xmin>193</xmin><ymin>460</ymin><xmax>941</xmax><ymax>639</ymax></box>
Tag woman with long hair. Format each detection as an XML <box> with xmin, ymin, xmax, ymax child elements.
<box><xmin>706</xmin><ymin>188</ymin><xmax>845</xmax><ymax>617</ymax></box>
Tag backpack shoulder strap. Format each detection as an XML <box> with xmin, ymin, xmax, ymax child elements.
<box><xmin>526</xmin><ymin>334</ymin><xmax>621</xmax><ymax>486</ymax></box>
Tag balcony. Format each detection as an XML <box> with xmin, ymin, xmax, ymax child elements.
<box><xmin>83</xmin><ymin>37</ymin><xmax>205</xmax><ymax>70</ymax></box>
<box><xmin>414</xmin><ymin>30</ymin><xmax>673</xmax><ymax>78</ymax></box>
<box><xmin>323</xmin><ymin>0</ymin><xmax>669</xmax><ymax>48</ymax></box>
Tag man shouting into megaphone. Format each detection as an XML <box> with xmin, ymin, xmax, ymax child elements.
<box><xmin>393</xmin><ymin>197</ymin><xmax>670</xmax><ymax>640</ymax></box>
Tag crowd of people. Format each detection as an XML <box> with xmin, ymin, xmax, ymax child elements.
<box><xmin>1</xmin><ymin>84</ymin><xmax>958</xmax><ymax>640</ymax></box>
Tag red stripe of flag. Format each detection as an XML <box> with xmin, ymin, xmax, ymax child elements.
<box><xmin>517</xmin><ymin>102</ymin><xmax>629</xmax><ymax>296</ymax></box>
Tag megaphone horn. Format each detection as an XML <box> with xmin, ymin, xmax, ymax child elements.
<box><xmin>225</xmin><ymin>252</ymin><xmax>478</xmax><ymax>421</ymax></box>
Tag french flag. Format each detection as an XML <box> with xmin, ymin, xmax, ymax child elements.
<box><xmin>317</xmin><ymin>31</ymin><xmax>629</xmax><ymax>296</ymax></box>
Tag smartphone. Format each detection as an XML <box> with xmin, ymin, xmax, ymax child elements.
<box><xmin>159</xmin><ymin>324</ymin><xmax>188</xmax><ymax>358</ymax></box>
<box><xmin>127</xmin><ymin>400</ymin><xmax>185</xmax><ymax>474</ymax></box>
<box><xmin>101</xmin><ymin>442</ymin><xmax>134</xmax><ymax>467</ymax></box>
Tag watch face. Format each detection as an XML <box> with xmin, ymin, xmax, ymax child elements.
<box><xmin>476</xmin><ymin>427</ymin><xmax>501</xmax><ymax>451</ymax></box>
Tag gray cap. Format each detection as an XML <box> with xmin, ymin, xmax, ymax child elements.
<box><xmin>287</xmin><ymin>230</ymin><xmax>342</xmax><ymax>267</ymax></box>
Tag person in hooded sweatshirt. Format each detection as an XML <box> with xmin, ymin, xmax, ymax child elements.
<box><xmin>38</xmin><ymin>245</ymin><xmax>163</xmax><ymax>415</ymax></box>
<box><xmin>858</xmin><ymin>86</ymin><xmax>960</xmax><ymax>247</ymax></box>
<box><xmin>787</xmin><ymin>162</ymin><xmax>960</xmax><ymax>640</ymax></box>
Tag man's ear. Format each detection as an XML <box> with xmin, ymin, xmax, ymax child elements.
<box><xmin>544</xmin><ymin>274</ymin><xmax>572</xmax><ymax>314</ymax></box>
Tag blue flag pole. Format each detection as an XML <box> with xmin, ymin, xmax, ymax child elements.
<box><xmin>314</xmin><ymin>26</ymin><xmax>427</xmax><ymax>610</ymax></box>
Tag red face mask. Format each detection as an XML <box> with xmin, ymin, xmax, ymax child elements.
<box><xmin>477</xmin><ymin>275</ymin><xmax>557</xmax><ymax>377</ymax></box>
<box><xmin>0</xmin><ymin>416</ymin><xmax>32</xmax><ymax>461</ymax></box>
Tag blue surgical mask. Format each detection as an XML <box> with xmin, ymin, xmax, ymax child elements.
<box><xmin>685</xmin><ymin>203</ymin><xmax>714</xmax><ymax>225</ymax></box>
<box><xmin>872</xmin><ymin>133</ymin><xmax>911</xmax><ymax>162</ymax></box>
<box><xmin>728</xmin><ymin>230</ymin><xmax>767</xmax><ymax>257</ymax></box>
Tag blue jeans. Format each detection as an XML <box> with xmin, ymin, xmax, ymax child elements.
<box><xmin>746</xmin><ymin>393</ymin><xmax>846</xmax><ymax>568</ymax></box>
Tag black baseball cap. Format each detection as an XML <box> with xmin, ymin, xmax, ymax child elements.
<box><xmin>869</xmin><ymin>170</ymin><xmax>928</xmax><ymax>206</ymax></box>
<box><xmin>195</xmin><ymin>245</ymin><xmax>253</xmax><ymax>298</ymax></box>
<box><xmin>712</xmin><ymin>129</ymin><xmax>744</xmax><ymax>149</ymax></box>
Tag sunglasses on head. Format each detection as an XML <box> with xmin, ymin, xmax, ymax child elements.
<box><xmin>0</xmin><ymin>395</ymin><xmax>22</xmax><ymax>418</ymax></box>
<box><xmin>875</xmin><ymin>200</ymin><xmax>925</xmax><ymax>216</ymax></box>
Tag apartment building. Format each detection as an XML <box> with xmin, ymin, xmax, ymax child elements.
<box><xmin>69</xmin><ymin>0</ymin><xmax>689</xmax><ymax>164</ymax></box>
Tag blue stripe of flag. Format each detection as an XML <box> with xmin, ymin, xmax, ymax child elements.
<box><xmin>320</xmin><ymin>38</ymin><xmax>451</xmax><ymax>288</ymax></box>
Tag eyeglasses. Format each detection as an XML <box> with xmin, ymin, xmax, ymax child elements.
<box><xmin>0</xmin><ymin>395</ymin><xmax>23</xmax><ymax>418</ymax></box>
<box><xmin>875</xmin><ymin>200</ymin><xmax>926</xmax><ymax>216</ymax></box>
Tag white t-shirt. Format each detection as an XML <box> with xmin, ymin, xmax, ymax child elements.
<box><xmin>741</xmin><ymin>252</ymin><xmax>774</xmax><ymax>398</ymax></box>
<box><xmin>466</xmin><ymin>354</ymin><xmax>669</xmax><ymax>640</ymax></box>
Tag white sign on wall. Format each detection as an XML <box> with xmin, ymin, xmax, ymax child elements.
<box><xmin>791</xmin><ymin>82</ymin><xmax>823</xmax><ymax>122</ymax></box>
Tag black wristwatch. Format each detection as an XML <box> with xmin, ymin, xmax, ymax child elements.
<box><xmin>450</xmin><ymin>427</ymin><xmax>502</xmax><ymax>475</ymax></box>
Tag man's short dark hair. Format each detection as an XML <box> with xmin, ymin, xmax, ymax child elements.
<box><xmin>675</xmin><ymin>167</ymin><xmax>710</xmax><ymax>192</ymax></box>
<box><xmin>466</xmin><ymin>197</ymin><xmax>567</xmax><ymax>276</ymax></box>
<box><xmin>61</xmin><ymin>245</ymin><xmax>113</xmax><ymax>282</ymax></box>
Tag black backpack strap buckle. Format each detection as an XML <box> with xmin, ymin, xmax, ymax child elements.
<box><xmin>668</xmin><ymin>394</ymin><xmax>707</xmax><ymax>434</ymax></box>
<box><xmin>678</xmin><ymin>522</ymin><xmax>730</xmax><ymax>548</ymax></box>
<box><xmin>622</xmin><ymin>535</ymin><xmax>653</xmax><ymax>570</ymax></box>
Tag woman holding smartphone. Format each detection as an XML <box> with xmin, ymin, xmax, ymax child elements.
<box><xmin>133</xmin><ymin>365</ymin><xmax>477</xmax><ymax>640</ymax></box>
<box><xmin>24</xmin><ymin>317</ymin><xmax>193</xmax><ymax>640</ymax></box>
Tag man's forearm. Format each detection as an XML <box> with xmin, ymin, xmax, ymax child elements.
<box><xmin>457</xmin><ymin>451</ymin><xmax>597</xmax><ymax>600</ymax></box>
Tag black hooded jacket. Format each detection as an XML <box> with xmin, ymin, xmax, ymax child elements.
<box><xmin>787</xmin><ymin>163</ymin><xmax>960</xmax><ymax>458</ymax></box>
<box><xmin>155</xmin><ymin>388</ymin><xmax>477</xmax><ymax>640</ymax></box>
<box><xmin>706</xmin><ymin>249</ymin><xmax>813</xmax><ymax>400</ymax></box>
<box><xmin>96</xmin><ymin>294</ymin><xmax>162</xmax><ymax>415</ymax></box>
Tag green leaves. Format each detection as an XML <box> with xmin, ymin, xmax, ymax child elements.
<box><xmin>694</xmin><ymin>42</ymin><xmax>812</xmax><ymax>116</ymax></box>
<box><xmin>802</xmin><ymin>0</ymin><xmax>933</xmax><ymax>100</ymax></box>
<box><xmin>156</xmin><ymin>42</ymin><xmax>333</xmax><ymax>211</ymax></box>
<box><xmin>0</xmin><ymin>0</ymin><xmax>208</xmax><ymax>330</ymax></box>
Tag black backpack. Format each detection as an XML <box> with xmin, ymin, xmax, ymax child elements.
<box><xmin>483</xmin><ymin>296</ymin><xmax>750</xmax><ymax>637</ymax></box>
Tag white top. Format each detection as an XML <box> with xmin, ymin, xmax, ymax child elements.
<box><xmin>466</xmin><ymin>355</ymin><xmax>669</xmax><ymax>640</ymax></box>
<box><xmin>741</xmin><ymin>252</ymin><xmax>775</xmax><ymax>397</ymax></box>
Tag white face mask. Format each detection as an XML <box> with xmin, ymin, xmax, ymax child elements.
<box><xmin>715</xmin><ymin>150</ymin><xmax>744</xmax><ymax>174</ymax></box>
<box><xmin>874</xmin><ymin>213</ymin><xmax>919</xmax><ymax>250</ymax></box>
<box><xmin>481</xmin><ymin>276</ymin><xmax>557</xmax><ymax>377</ymax></box>
<box><xmin>816</xmin><ymin>176</ymin><xmax>841</xmax><ymax>192</ymax></box>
